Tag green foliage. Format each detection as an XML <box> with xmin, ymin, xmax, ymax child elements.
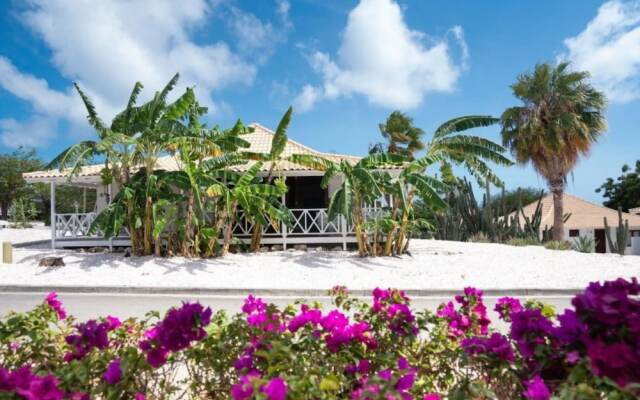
<box><xmin>8</xmin><ymin>197</ymin><xmax>38</xmax><ymax>228</ymax></box>
<box><xmin>433</xmin><ymin>179</ymin><xmax>544</xmax><ymax>243</ymax></box>
<box><xmin>372</xmin><ymin>110</ymin><xmax>425</xmax><ymax>159</ymax></box>
<box><xmin>467</xmin><ymin>232</ymin><xmax>490</xmax><ymax>243</ymax></box>
<box><xmin>543</xmin><ymin>240</ymin><xmax>572</xmax><ymax>251</ymax></box>
<box><xmin>506</xmin><ymin>237</ymin><xmax>541</xmax><ymax>247</ymax></box>
<box><xmin>604</xmin><ymin>207</ymin><xmax>630</xmax><ymax>256</ymax></box>
<box><xmin>0</xmin><ymin>148</ymin><xmax>43</xmax><ymax>219</ymax></box>
<box><xmin>501</xmin><ymin>62</ymin><xmax>607</xmax><ymax>241</ymax></box>
<box><xmin>596</xmin><ymin>160</ymin><xmax>640</xmax><ymax>212</ymax></box>
<box><xmin>573</xmin><ymin>236</ymin><xmax>595</xmax><ymax>253</ymax></box>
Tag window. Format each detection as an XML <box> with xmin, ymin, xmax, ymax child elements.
<box><xmin>569</xmin><ymin>229</ymin><xmax>579</xmax><ymax>237</ymax></box>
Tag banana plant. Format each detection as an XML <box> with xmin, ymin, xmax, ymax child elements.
<box><xmin>291</xmin><ymin>153</ymin><xmax>405</xmax><ymax>256</ymax></box>
<box><xmin>241</xmin><ymin>107</ymin><xmax>293</xmax><ymax>252</ymax></box>
<box><xmin>206</xmin><ymin>162</ymin><xmax>291</xmax><ymax>256</ymax></box>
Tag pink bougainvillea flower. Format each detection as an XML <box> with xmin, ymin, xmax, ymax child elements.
<box><xmin>103</xmin><ymin>358</ymin><xmax>122</xmax><ymax>385</ymax></box>
<box><xmin>105</xmin><ymin>315</ymin><xmax>122</xmax><ymax>330</ymax></box>
<box><xmin>135</xmin><ymin>393</ymin><xmax>146</xmax><ymax>400</ymax></box>
<box><xmin>45</xmin><ymin>292</ymin><xmax>66</xmax><ymax>320</ymax></box>
<box><xmin>423</xmin><ymin>394</ymin><xmax>441</xmax><ymax>400</ymax></box>
<box><xmin>262</xmin><ymin>377</ymin><xmax>287</xmax><ymax>400</ymax></box>
<box><xmin>523</xmin><ymin>376</ymin><xmax>550</xmax><ymax>400</ymax></box>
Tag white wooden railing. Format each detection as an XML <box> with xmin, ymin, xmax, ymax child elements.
<box><xmin>55</xmin><ymin>207</ymin><xmax>385</xmax><ymax>241</ymax></box>
<box><xmin>55</xmin><ymin>213</ymin><xmax>99</xmax><ymax>238</ymax></box>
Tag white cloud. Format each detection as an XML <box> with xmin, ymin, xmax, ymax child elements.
<box><xmin>294</xmin><ymin>0</ymin><xmax>467</xmax><ymax>111</ymax></box>
<box><xmin>0</xmin><ymin>0</ymin><xmax>290</xmax><ymax>148</ymax></box>
<box><xmin>0</xmin><ymin>117</ymin><xmax>58</xmax><ymax>149</ymax></box>
<box><xmin>562</xmin><ymin>0</ymin><xmax>640</xmax><ymax>103</ymax></box>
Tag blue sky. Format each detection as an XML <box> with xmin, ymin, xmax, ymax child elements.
<box><xmin>1</xmin><ymin>0</ymin><xmax>639</xmax><ymax>202</ymax></box>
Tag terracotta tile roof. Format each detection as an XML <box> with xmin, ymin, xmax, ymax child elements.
<box><xmin>514</xmin><ymin>193</ymin><xmax>640</xmax><ymax>229</ymax></box>
<box><xmin>23</xmin><ymin>123</ymin><xmax>362</xmax><ymax>182</ymax></box>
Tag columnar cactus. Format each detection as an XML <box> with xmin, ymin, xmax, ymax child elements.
<box><xmin>604</xmin><ymin>207</ymin><xmax>630</xmax><ymax>256</ymax></box>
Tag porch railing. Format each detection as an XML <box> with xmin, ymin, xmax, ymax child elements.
<box><xmin>55</xmin><ymin>213</ymin><xmax>98</xmax><ymax>238</ymax></box>
<box><xmin>54</xmin><ymin>208</ymin><xmax>386</xmax><ymax>240</ymax></box>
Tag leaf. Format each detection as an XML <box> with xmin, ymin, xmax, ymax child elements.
<box><xmin>270</xmin><ymin>106</ymin><xmax>292</xmax><ymax>160</ymax></box>
<box><xmin>320</xmin><ymin>375</ymin><xmax>340</xmax><ymax>391</ymax></box>
<box><xmin>73</xmin><ymin>83</ymin><xmax>108</xmax><ymax>135</ymax></box>
<box><xmin>434</xmin><ymin>115</ymin><xmax>499</xmax><ymax>139</ymax></box>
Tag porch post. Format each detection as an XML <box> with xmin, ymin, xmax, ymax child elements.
<box><xmin>50</xmin><ymin>182</ymin><xmax>56</xmax><ymax>250</ymax></box>
<box><xmin>281</xmin><ymin>193</ymin><xmax>287</xmax><ymax>250</ymax></box>
<box><xmin>341</xmin><ymin>216</ymin><xmax>347</xmax><ymax>251</ymax></box>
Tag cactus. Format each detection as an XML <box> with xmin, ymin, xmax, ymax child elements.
<box><xmin>603</xmin><ymin>207</ymin><xmax>630</xmax><ymax>256</ymax></box>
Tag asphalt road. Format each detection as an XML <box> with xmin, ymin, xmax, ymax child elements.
<box><xmin>0</xmin><ymin>292</ymin><xmax>574</xmax><ymax>331</ymax></box>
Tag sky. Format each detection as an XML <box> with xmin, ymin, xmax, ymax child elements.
<box><xmin>0</xmin><ymin>0</ymin><xmax>639</xmax><ymax>203</ymax></box>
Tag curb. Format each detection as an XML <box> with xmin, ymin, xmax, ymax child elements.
<box><xmin>0</xmin><ymin>285</ymin><xmax>581</xmax><ymax>298</ymax></box>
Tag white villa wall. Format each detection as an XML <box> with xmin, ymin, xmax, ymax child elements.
<box><xmin>566</xmin><ymin>227</ymin><xmax>640</xmax><ymax>255</ymax></box>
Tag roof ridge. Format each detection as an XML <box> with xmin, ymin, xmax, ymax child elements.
<box><xmin>250</xmin><ymin>122</ymin><xmax>361</xmax><ymax>160</ymax></box>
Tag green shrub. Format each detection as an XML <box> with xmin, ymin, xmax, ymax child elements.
<box><xmin>543</xmin><ymin>240</ymin><xmax>572</xmax><ymax>251</ymax></box>
<box><xmin>505</xmin><ymin>237</ymin><xmax>541</xmax><ymax>247</ymax></box>
<box><xmin>8</xmin><ymin>197</ymin><xmax>38</xmax><ymax>228</ymax></box>
<box><xmin>572</xmin><ymin>236</ymin><xmax>595</xmax><ymax>253</ymax></box>
<box><xmin>467</xmin><ymin>232</ymin><xmax>490</xmax><ymax>243</ymax></box>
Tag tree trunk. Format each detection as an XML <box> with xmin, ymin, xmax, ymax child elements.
<box><xmin>143</xmin><ymin>196</ymin><xmax>153</xmax><ymax>255</ymax></box>
<box><xmin>550</xmin><ymin>178</ymin><xmax>565</xmax><ymax>241</ymax></box>
<box><xmin>250</xmin><ymin>221</ymin><xmax>262</xmax><ymax>252</ymax></box>
<box><xmin>183</xmin><ymin>191</ymin><xmax>195</xmax><ymax>257</ymax></box>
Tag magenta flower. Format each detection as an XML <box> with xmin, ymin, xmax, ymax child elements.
<box><xmin>103</xmin><ymin>359</ymin><xmax>122</xmax><ymax>385</ymax></box>
<box><xmin>494</xmin><ymin>297</ymin><xmax>523</xmax><ymax>321</ymax></box>
<box><xmin>45</xmin><ymin>292</ymin><xmax>66</xmax><ymax>320</ymax></box>
<box><xmin>65</xmin><ymin>319</ymin><xmax>113</xmax><ymax>361</ymax></box>
<box><xmin>0</xmin><ymin>366</ymin><xmax>64</xmax><ymax>400</ymax></box>
<box><xmin>510</xmin><ymin>309</ymin><xmax>553</xmax><ymax>359</ymax></box>
<box><xmin>139</xmin><ymin>302</ymin><xmax>212</xmax><ymax>368</ymax></box>
<box><xmin>462</xmin><ymin>332</ymin><xmax>515</xmax><ymax>362</ymax></box>
<box><xmin>135</xmin><ymin>393</ymin><xmax>146</xmax><ymax>400</ymax></box>
<box><xmin>438</xmin><ymin>287</ymin><xmax>490</xmax><ymax>338</ymax></box>
<box><xmin>231</xmin><ymin>372</ymin><xmax>260</xmax><ymax>400</ymax></box>
<box><xmin>262</xmin><ymin>377</ymin><xmax>287</xmax><ymax>400</ymax></box>
<box><xmin>423</xmin><ymin>394</ymin><xmax>441</xmax><ymax>400</ymax></box>
<box><xmin>523</xmin><ymin>376</ymin><xmax>550</xmax><ymax>400</ymax></box>
<box><xmin>106</xmin><ymin>315</ymin><xmax>122</xmax><ymax>330</ymax></box>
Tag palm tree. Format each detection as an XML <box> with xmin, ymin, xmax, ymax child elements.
<box><xmin>375</xmin><ymin>111</ymin><xmax>425</xmax><ymax>160</ymax></box>
<box><xmin>500</xmin><ymin>62</ymin><xmax>607</xmax><ymax>240</ymax></box>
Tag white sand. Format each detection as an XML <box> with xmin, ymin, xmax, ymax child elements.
<box><xmin>0</xmin><ymin>224</ymin><xmax>51</xmax><ymax>245</ymax></box>
<box><xmin>0</xmin><ymin>240</ymin><xmax>638</xmax><ymax>290</ymax></box>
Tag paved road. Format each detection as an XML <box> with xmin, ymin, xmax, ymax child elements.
<box><xmin>0</xmin><ymin>292</ymin><xmax>574</xmax><ymax>331</ymax></box>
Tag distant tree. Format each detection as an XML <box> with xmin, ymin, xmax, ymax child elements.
<box><xmin>372</xmin><ymin>111</ymin><xmax>425</xmax><ymax>160</ymax></box>
<box><xmin>0</xmin><ymin>148</ymin><xmax>43</xmax><ymax>219</ymax></box>
<box><xmin>596</xmin><ymin>160</ymin><xmax>640</xmax><ymax>211</ymax></box>
<box><xmin>483</xmin><ymin>187</ymin><xmax>545</xmax><ymax>214</ymax></box>
<box><xmin>501</xmin><ymin>62</ymin><xmax>607</xmax><ymax>241</ymax></box>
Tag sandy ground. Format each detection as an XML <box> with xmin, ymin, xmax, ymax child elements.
<box><xmin>0</xmin><ymin>223</ymin><xmax>51</xmax><ymax>245</ymax></box>
<box><xmin>0</xmin><ymin>239</ymin><xmax>638</xmax><ymax>291</ymax></box>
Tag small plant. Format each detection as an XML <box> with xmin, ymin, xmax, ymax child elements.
<box><xmin>543</xmin><ymin>240</ymin><xmax>572</xmax><ymax>251</ymax></box>
<box><xmin>604</xmin><ymin>207</ymin><xmax>630</xmax><ymax>256</ymax></box>
<box><xmin>468</xmin><ymin>232</ymin><xmax>490</xmax><ymax>243</ymax></box>
<box><xmin>8</xmin><ymin>197</ymin><xmax>38</xmax><ymax>228</ymax></box>
<box><xmin>505</xmin><ymin>237</ymin><xmax>540</xmax><ymax>247</ymax></box>
<box><xmin>572</xmin><ymin>236</ymin><xmax>595</xmax><ymax>253</ymax></box>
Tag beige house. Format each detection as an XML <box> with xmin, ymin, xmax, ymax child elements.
<box><xmin>517</xmin><ymin>193</ymin><xmax>640</xmax><ymax>255</ymax></box>
<box><xmin>23</xmin><ymin>123</ymin><xmax>386</xmax><ymax>250</ymax></box>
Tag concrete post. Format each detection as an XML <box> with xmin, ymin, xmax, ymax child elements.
<box><xmin>2</xmin><ymin>241</ymin><xmax>12</xmax><ymax>264</ymax></box>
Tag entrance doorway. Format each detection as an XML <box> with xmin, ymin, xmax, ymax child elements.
<box><xmin>285</xmin><ymin>176</ymin><xmax>328</xmax><ymax>209</ymax></box>
<box><xmin>594</xmin><ymin>229</ymin><xmax>606</xmax><ymax>253</ymax></box>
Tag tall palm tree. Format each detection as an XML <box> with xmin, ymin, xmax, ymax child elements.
<box><xmin>375</xmin><ymin>111</ymin><xmax>425</xmax><ymax>160</ymax></box>
<box><xmin>500</xmin><ymin>62</ymin><xmax>607</xmax><ymax>240</ymax></box>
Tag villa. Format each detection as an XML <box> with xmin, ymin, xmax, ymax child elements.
<box><xmin>23</xmin><ymin>123</ymin><xmax>381</xmax><ymax>250</ymax></box>
<box><xmin>517</xmin><ymin>193</ymin><xmax>640</xmax><ymax>255</ymax></box>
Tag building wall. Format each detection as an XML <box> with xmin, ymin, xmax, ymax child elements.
<box><xmin>565</xmin><ymin>227</ymin><xmax>640</xmax><ymax>255</ymax></box>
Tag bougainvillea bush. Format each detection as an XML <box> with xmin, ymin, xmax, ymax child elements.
<box><xmin>0</xmin><ymin>278</ymin><xmax>638</xmax><ymax>399</ymax></box>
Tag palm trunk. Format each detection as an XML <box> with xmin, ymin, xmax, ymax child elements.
<box><xmin>550</xmin><ymin>178</ymin><xmax>565</xmax><ymax>242</ymax></box>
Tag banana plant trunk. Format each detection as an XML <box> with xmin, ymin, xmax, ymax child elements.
<box><xmin>250</xmin><ymin>222</ymin><xmax>263</xmax><ymax>252</ymax></box>
<box><xmin>143</xmin><ymin>196</ymin><xmax>153</xmax><ymax>255</ymax></box>
<box><xmin>183</xmin><ymin>191</ymin><xmax>195</xmax><ymax>257</ymax></box>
